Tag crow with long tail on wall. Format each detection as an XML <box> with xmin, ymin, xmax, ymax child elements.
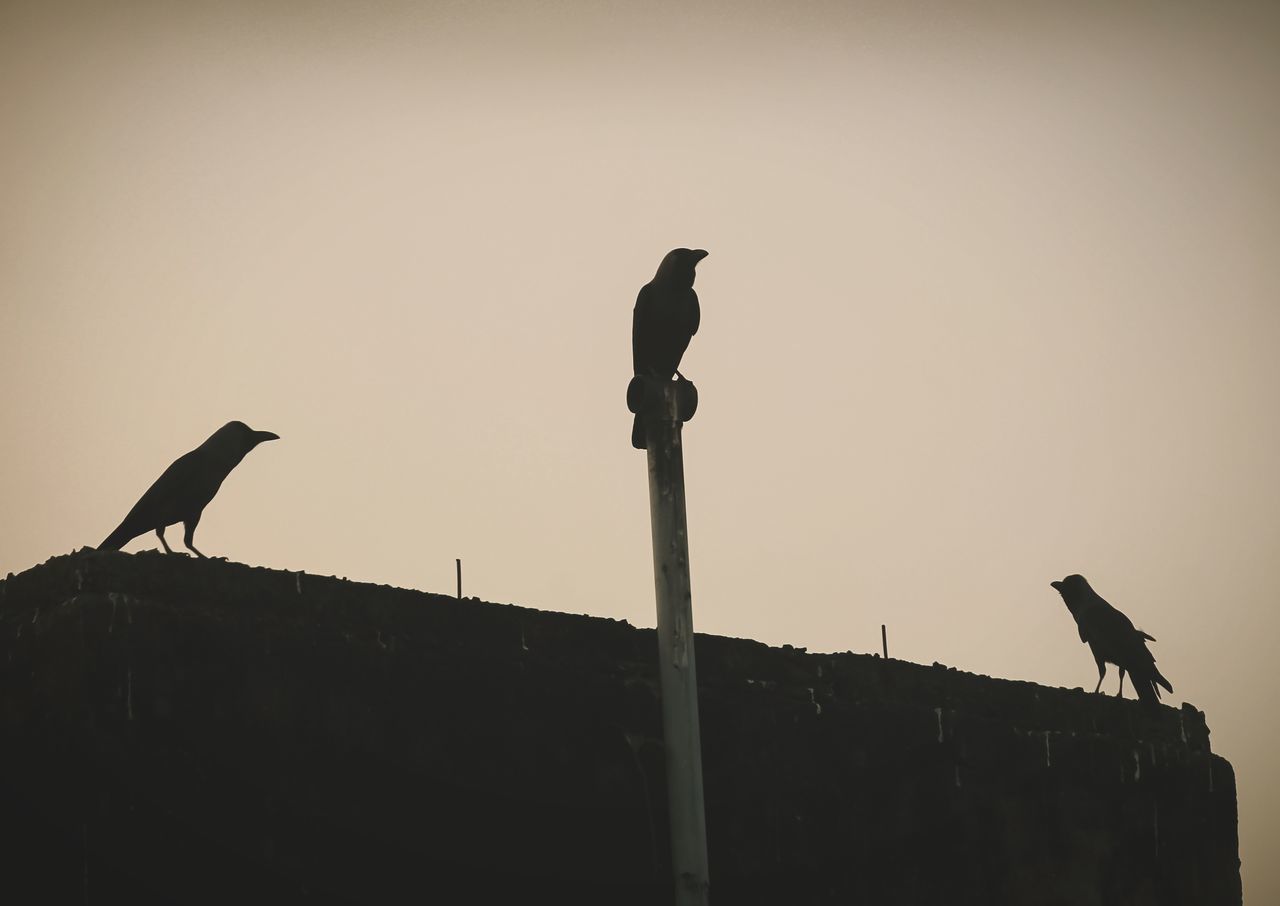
<box><xmin>631</xmin><ymin>248</ymin><xmax>707</xmax><ymax>450</ymax></box>
<box><xmin>1051</xmin><ymin>574</ymin><xmax>1174</xmax><ymax>706</ymax></box>
<box><xmin>97</xmin><ymin>421</ymin><xmax>279</xmax><ymax>558</ymax></box>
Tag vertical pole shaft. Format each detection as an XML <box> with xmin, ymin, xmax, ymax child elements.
<box><xmin>644</xmin><ymin>384</ymin><xmax>710</xmax><ymax>906</ymax></box>
<box><xmin>456</xmin><ymin>558</ymin><xmax>462</xmax><ymax>599</ymax></box>
<box><xmin>882</xmin><ymin>624</ymin><xmax>888</xmax><ymax>659</ymax></box>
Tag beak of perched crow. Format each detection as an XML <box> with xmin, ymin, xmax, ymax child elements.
<box><xmin>691</xmin><ymin>249</ymin><xmax>709</xmax><ymax>262</ymax></box>
<box><xmin>1050</xmin><ymin>580</ymin><xmax>1063</xmax><ymax>591</ymax></box>
<box><xmin>254</xmin><ymin>431</ymin><xmax>281</xmax><ymax>444</ymax></box>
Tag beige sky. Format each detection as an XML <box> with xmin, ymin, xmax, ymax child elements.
<box><xmin>3</xmin><ymin>0</ymin><xmax>1277</xmax><ymax>897</ymax></box>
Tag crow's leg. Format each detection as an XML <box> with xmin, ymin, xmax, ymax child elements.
<box><xmin>1116</xmin><ymin>669</ymin><xmax>1127</xmax><ymax>698</ymax></box>
<box><xmin>155</xmin><ymin>526</ymin><xmax>175</xmax><ymax>554</ymax></box>
<box><xmin>183</xmin><ymin>516</ymin><xmax>206</xmax><ymax>559</ymax></box>
<box><xmin>1093</xmin><ymin>659</ymin><xmax>1106</xmax><ymax>694</ymax></box>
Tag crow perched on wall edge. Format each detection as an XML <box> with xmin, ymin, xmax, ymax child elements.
<box><xmin>97</xmin><ymin>421</ymin><xmax>279</xmax><ymax>558</ymax></box>
<box><xmin>1051</xmin><ymin>573</ymin><xmax>1174</xmax><ymax>706</ymax></box>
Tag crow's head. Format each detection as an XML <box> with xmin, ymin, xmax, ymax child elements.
<box><xmin>224</xmin><ymin>422</ymin><xmax>281</xmax><ymax>450</ymax></box>
<box><xmin>212</xmin><ymin>421</ymin><xmax>280</xmax><ymax>454</ymax></box>
<box><xmin>1050</xmin><ymin>574</ymin><xmax>1088</xmax><ymax>591</ymax></box>
<box><xmin>1051</xmin><ymin>573</ymin><xmax>1092</xmax><ymax>608</ymax></box>
<box><xmin>653</xmin><ymin>248</ymin><xmax>709</xmax><ymax>286</ymax></box>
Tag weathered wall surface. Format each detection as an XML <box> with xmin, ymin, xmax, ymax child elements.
<box><xmin>0</xmin><ymin>553</ymin><xmax>1239</xmax><ymax>904</ymax></box>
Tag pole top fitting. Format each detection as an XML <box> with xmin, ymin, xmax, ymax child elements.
<box><xmin>627</xmin><ymin>375</ymin><xmax>698</xmax><ymax>423</ymax></box>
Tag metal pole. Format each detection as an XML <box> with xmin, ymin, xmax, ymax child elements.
<box><xmin>881</xmin><ymin>624</ymin><xmax>888</xmax><ymax>659</ymax></box>
<box><xmin>456</xmin><ymin>558</ymin><xmax>462</xmax><ymax>599</ymax></box>
<box><xmin>644</xmin><ymin>382</ymin><xmax>710</xmax><ymax>906</ymax></box>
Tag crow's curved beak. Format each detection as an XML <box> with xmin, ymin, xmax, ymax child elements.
<box><xmin>1050</xmin><ymin>580</ymin><xmax>1063</xmax><ymax>591</ymax></box>
<box><xmin>692</xmin><ymin>249</ymin><xmax>709</xmax><ymax>262</ymax></box>
<box><xmin>254</xmin><ymin>431</ymin><xmax>280</xmax><ymax>444</ymax></box>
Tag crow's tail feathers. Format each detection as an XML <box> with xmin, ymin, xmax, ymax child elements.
<box><xmin>1134</xmin><ymin>667</ymin><xmax>1174</xmax><ymax>706</ymax></box>
<box><xmin>97</xmin><ymin>523</ymin><xmax>136</xmax><ymax>552</ymax></box>
<box><xmin>1134</xmin><ymin>676</ymin><xmax>1161</xmax><ymax>706</ymax></box>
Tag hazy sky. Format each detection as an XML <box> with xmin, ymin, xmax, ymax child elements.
<box><xmin>3</xmin><ymin>0</ymin><xmax>1277</xmax><ymax>897</ymax></box>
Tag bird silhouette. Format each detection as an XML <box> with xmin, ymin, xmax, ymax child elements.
<box><xmin>1050</xmin><ymin>574</ymin><xmax>1173</xmax><ymax>706</ymax></box>
<box><xmin>631</xmin><ymin>248</ymin><xmax>706</xmax><ymax>449</ymax></box>
<box><xmin>97</xmin><ymin>421</ymin><xmax>279</xmax><ymax>557</ymax></box>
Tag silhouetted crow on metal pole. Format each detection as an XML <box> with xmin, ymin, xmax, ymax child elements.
<box><xmin>631</xmin><ymin>248</ymin><xmax>706</xmax><ymax>449</ymax></box>
<box><xmin>628</xmin><ymin>247</ymin><xmax>712</xmax><ymax>903</ymax></box>
<box><xmin>1051</xmin><ymin>574</ymin><xmax>1174</xmax><ymax>706</ymax></box>
<box><xmin>97</xmin><ymin>421</ymin><xmax>279</xmax><ymax>557</ymax></box>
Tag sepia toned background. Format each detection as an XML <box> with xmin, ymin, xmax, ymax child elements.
<box><xmin>2</xmin><ymin>1</ymin><xmax>1276</xmax><ymax>898</ymax></box>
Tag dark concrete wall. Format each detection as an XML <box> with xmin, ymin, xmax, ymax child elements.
<box><xmin>0</xmin><ymin>552</ymin><xmax>1239</xmax><ymax>904</ymax></box>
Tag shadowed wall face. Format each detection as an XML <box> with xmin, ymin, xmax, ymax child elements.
<box><xmin>0</xmin><ymin>0</ymin><xmax>1276</xmax><ymax>898</ymax></box>
<box><xmin>0</xmin><ymin>554</ymin><xmax>1244</xmax><ymax>904</ymax></box>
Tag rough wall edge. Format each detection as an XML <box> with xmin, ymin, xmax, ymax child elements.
<box><xmin>1</xmin><ymin>549</ymin><xmax>1216</xmax><ymax>753</ymax></box>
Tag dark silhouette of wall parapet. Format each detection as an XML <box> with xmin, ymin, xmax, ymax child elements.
<box><xmin>0</xmin><ymin>552</ymin><xmax>1240</xmax><ymax>904</ymax></box>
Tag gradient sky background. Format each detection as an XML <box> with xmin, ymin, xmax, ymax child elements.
<box><xmin>3</xmin><ymin>0</ymin><xmax>1276</xmax><ymax>897</ymax></box>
